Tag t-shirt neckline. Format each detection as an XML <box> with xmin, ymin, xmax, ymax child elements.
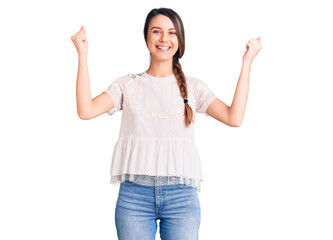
<box><xmin>143</xmin><ymin>71</ymin><xmax>175</xmax><ymax>80</ymax></box>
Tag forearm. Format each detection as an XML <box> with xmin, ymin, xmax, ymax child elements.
<box><xmin>76</xmin><ymin>54</ymin><xmax>93</xmax><ymax>119</ymax></box>
<box><xmin>229</xmin><ymin>59</ymin><xmax>252</xmax><ymax>126</ymax></box>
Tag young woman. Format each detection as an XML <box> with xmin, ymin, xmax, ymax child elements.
<box><xmin>71</xmin><ymin>7</ymin><xmax>262</xmax><ymax>240</ymax></box>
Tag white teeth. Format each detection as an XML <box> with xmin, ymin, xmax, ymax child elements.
<box><xmin>157</xmin><ymin>46</ymin><xmax>170</xmax><ymax>50</ymax></box>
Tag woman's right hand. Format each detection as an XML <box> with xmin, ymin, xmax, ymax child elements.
<box><xmin>71</xmin><ymin>26</ymin><xmax>88</xmax><ymax>56</ymax></box>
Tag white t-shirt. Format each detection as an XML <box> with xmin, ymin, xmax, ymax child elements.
<box><xmin>103</xmin><ymin>71</ymin><xmax>217</xmax><ymax>192</ymax></box>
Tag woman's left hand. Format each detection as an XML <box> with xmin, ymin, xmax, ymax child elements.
<box><xmin>243</xmin><ymin>36</ymin><xmax>263</xmax><ymax>62</ymax></box>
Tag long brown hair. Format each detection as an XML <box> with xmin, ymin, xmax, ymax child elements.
<box><xmin>143</xmin><ymin>8</ymin><xmax>194</xmax><ymax>128</ymax></box>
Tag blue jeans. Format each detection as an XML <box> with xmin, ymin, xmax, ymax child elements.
<box><xmin>115</xmin><ymin>180</ymin><xmax>201</xmax><ymax>240</ymax></box>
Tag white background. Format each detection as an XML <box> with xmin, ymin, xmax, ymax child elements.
<box><xmin>1</xmin><ymin>0</ymin><xmax>332</xmax><ymax>239</ymax></box>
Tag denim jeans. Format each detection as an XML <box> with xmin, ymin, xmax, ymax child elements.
<box><xmin>115</xmin><ymin>179</ymin><xmax>201</xmax><ymax>240</ymax></box>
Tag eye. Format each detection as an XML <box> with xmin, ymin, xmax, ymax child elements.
<box><xmin>153</xmin><ymin>30</ymin><xmax>160</xmax><ymax>33</ymax></box>
<box><xmin>170</xmin><ymin>32</ymin><xmax>176</xmax><ymax>35</ymax></box>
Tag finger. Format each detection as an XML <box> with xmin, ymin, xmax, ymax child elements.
<box><xmin>81</xmin><ymin>26</ymin><xmax>85</xmax><ymax>32</ymax></box>
<box><xmin>76</xmin><ymin>32</ymin><xmax>86</xmax><ymax>37</ymax></box>
<box><xmin>72</xmin><ymin>36</ymin><xmax>86</xmax><ymax>43</ymax></box>
<box><xmin>77</xmin><ymin>29</ymin><xmax>85</xmax><ymax>35</ymax></box>
<box><xmin>250</xmin><ymin>37</ymin><xmax>261</xmax><ymax>47</ymax></box>
<box><xmin>246</xmin><ymin>42</ymin><xmax>254</xmax><ymax>49</ymax></box>
<box><xmin>257</xmin><ymin>36</ymin><xmax>261</xmax><ymax>43</ymax></box>
<box><xmin>73</xmin><ymin>33</ymin><xmax>86</xmax><ymax>40</ymax></box>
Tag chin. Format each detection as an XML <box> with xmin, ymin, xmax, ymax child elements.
<box><xmin>151</xmin><ymin>55</ymin><xmax>173</xmax><ymax>62</ymax></box>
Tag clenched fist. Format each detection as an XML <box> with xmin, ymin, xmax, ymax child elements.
<box><xmin>243</xmin><ymin>36</ymin><xmax>262</xmax><ymax>62</ymax></box>
<box><xmin>71</xmin><ymin>26</ymin><xmax>88</xmax><ymax>56</ymax></box>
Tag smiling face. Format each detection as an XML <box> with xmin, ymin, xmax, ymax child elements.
<box><xmin>146</xmin><ymin>14</ymin><xmax>179</xmax><ymax>62</ymax></box>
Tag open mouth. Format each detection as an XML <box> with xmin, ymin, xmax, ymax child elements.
<box><xmin>156</xmin><ymin>46</ymin><xmax>171</xmax><ymax>51</ymax></box>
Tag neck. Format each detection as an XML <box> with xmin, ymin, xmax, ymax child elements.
<box><xmin>146</xmin><ymin>57</ymin><xmax>174</xmax><ymax>77</ymax></box>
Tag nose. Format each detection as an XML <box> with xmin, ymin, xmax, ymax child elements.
<box><xmin>159</xmin><ymin>32</ymin><xmax>168</xmax><ymax>43</ymax></box>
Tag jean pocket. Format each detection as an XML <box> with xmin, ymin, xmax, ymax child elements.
<box><xmin>121</xmin><ymin>180</ymin><xmax>137</xmax><ymax>186</ymax></box>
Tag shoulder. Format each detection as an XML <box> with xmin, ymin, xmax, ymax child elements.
<box><xmin>116</xmin><ymin>72</ymin><xmax>138</xmax><ymax>81</ymax></box>
<box><xmin>120</xmin><ymin>72</ymin><xmax>147</xmax><ymax>82</ymax></box>
<box><xmin>185</xmin><ymin>75</ymin><xmax>196</xmax><ymax>85</ymax></box>
<box><xmin>185</xmin><ymin>75</ymin><xmax>205</xmax><ymax>87</ymax></box>
<box><xmin>111</xmin><ymin>72</ymin><xmax>140</xmax><ymax>85</ymax></box>
<box><xmin>185</xmin><ymin>75</ymin><xmax>214</xmax><ymax>95</ymax></box>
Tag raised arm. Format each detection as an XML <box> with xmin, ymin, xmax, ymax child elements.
<box><xmin>206</xmin><ymin>37</ymin><xmax>262</xmax><ymax>127</ymax></box>
<box><xmin>71</xmin><ymin>26</ymin><xmax>114</xmax><ymax>120</ymax></box>
<box><xmin>75</xmin><ymin>53</ymin><xmax>92</xmax><ymax>119</ymax></box>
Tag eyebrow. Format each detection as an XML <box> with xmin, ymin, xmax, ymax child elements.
<box><xmin>151</xmin><ymin>27</ymin><xmax>175</xmax><ymax>31</ymax></box>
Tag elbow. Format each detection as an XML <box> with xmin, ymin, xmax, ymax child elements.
<box><xmin>227</xmin><ymin>108</ymin><xmax>242</xmax><ymax>127</ymax></box>
<box><xmin>230</xmin><ymin>122</ymin><xmax>241</xmax><ymax>127</ymax></box>
<box><xmin>233</xmin><ymin>122</ymin><xmax>241</xmax><ymax>127</ymax></box>
<box><xmin>78</xmin><ymin>112</ymin><xmax>91</xmax><ymax>120</ymax></box>
<box><xmin>79</xmin><ymin>116</ymin><xmax>90</xmax><ymax>120</ymax></box>
<box><xmin>233</xmin><ymin>119</ymin><xmax>243</xmax><ymax>127</ymax></box>
<box><xmin>228</xmin><ymin>118</ymin><xmax>242</xmax><ymax>127</ymax></box>
<box><xmin>78</xmin><ymin>114</ymin><xmax>88</xmax><ymax>120</ymax></box>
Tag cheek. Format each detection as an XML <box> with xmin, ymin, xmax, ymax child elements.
<box><xmin>148</xmin><ymin>38</ymin><xmax>158</xmax><ymax>47</ymax></box>
<box><xmin>173</xmin><ymin>39</ymin><xmax>179</xmax><ymax>47</ymax></box>
<box><xmin>147</xmin><ymin>41</ymin><xmax>156</xmax><ymax>51</ymax></box>
<box><xmin>173</xmin><ymin>42</ymin><xmax>179</xmax><ymax>50</ymax></box>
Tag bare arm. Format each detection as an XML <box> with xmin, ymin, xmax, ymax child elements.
<box><xmin>76</xmin><ymin>54</ymin><xmax>113</xmax><ymax>120</ymax></box>
<box><xmin>228</xmin><ymin>59</ymin><xmax>252</xmax><ymax>126</ymax></box>
<box><xmin>76</xmin><ymin>54</ymin><xmax>92</xmax><ymax>119</ymax></box>
<box><xmin>72</xmin><ymin>26</ymin><xmax>113</xmax><ymax>120</ymax></box>
<box><xmin>206</xmin><ymin>59</ymin><xmax>252</xmax><ymax>127</ymax></box>
<box><xmin>206</xmin><ymin>37</ymin><xmax>262</xmax><ymax>127</ymax></box>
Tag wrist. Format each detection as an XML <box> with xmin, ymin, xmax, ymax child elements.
<box><xmin>79</xmin><ymin>53</ymin><xmax>88</xmax><ymax>60</ymax></box>
<box><xmin>242</xmin><ymin>57</ymin><xmax>253</xmax><ymax>65</ymax></box>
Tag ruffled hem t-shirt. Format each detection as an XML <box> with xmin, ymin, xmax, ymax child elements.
<box><xmin>103</xmin><ymin>71</ymin><xmax>217</xmax><ymax>192</ymax></box>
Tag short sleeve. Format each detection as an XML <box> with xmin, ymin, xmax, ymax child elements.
<box><xmin>103</xmin><ymin>74</ymin><xmax>129</xmax><ymax>116</ymax></box>
<box><xmin>190</xmin><ymin>77</ymin><xmax>217</xmax><ymax>117</ymax></box>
